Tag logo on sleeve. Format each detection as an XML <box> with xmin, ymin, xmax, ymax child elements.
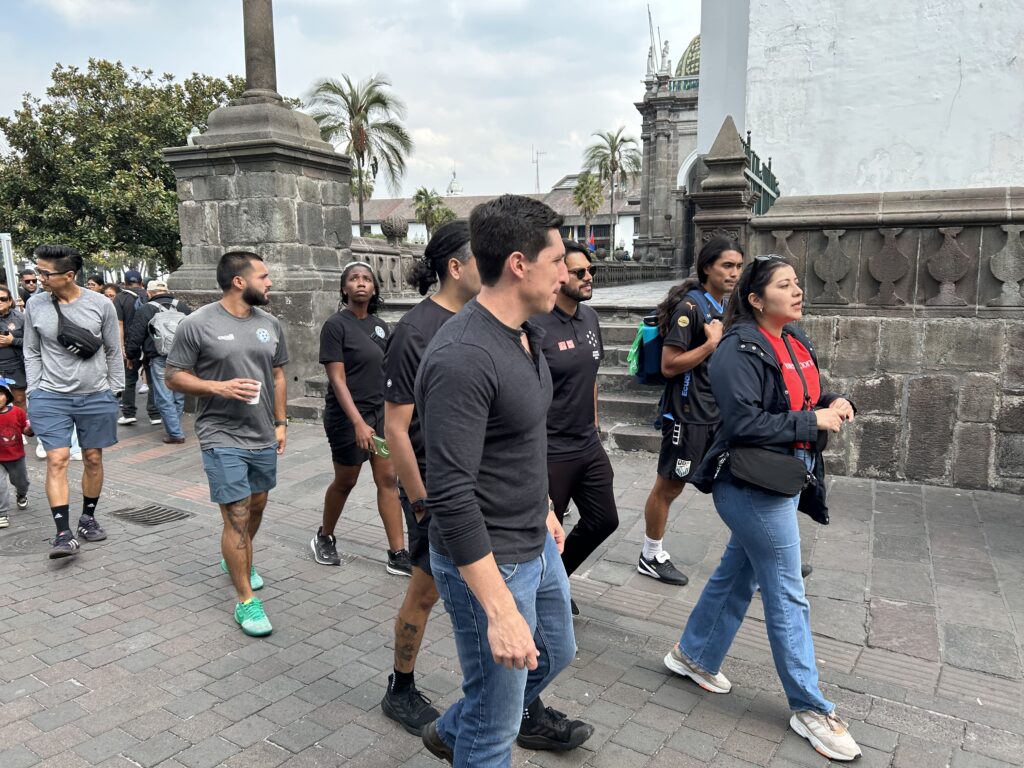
<box><xmin>585</xmin><ymin>330</ymin><xmax>599</xmax><ymax>348</ymax></box>
<box><xmin>677</xmin><ymin>316</ymin><xmax>689</xmax><ymax>328</ymax></box>
<box><xmin>256</xmin><ymin>328</ymin><xmax>271</xmax><ymax>343</ymax></box>
<box><xmin>373</xmin><ymin>326</ymin><xmax>386</xmax><ymax>339</ymax></box>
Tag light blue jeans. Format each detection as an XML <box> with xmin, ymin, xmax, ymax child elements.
<box><xmin>430</xmin><ymin>533</ymin><xmax>576</xmax><ymax>768</ymax></box>
<box><xmin>678</xmin><ymin>449</ymin><xmax>833</xmax><ymax>714</ymax></box>
<box><xmin>149</xmin><ymin>356</ymin><xmax>185</xmax><ymax>440</ymax></box>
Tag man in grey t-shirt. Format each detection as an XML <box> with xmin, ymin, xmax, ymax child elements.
<box><xmin>24</xmin><ymin>245</ymin><xmax>124</xmax><ymax>560</ymax></box>
<box><xmin>166</xmin><ymin>251</ymin><xmax>288</xmax><ymax>638</ymax></box>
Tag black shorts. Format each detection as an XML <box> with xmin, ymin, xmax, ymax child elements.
<box><xmin>0</xmin><ymin>364</ymin><xmax>26</xmax><ymax>389</ymax></box>
<box><xmin>656</xmin><ymin>419</ymin><xmax>717</xmax><ymax>482</ymax></box>
<box><xmin>401</xmin><ymin>492</ymin><xmax>431</xmax><ymax>574</ymax></box>
<box><xmin>324</xmin><ymin>403</ymin><xmax>383</xmax><ymax>466</ymax></box>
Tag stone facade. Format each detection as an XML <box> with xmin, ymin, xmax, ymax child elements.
<box><xmin>747</xmin><ymin>189</ymin><xmax>1024</xmax><ymax>492</ymax></box>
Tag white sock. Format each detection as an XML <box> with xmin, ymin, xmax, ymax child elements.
<box><xmin>643</xmin><ymin>536</ymin><xmax>663</xmax><ymax>561</ymax></box>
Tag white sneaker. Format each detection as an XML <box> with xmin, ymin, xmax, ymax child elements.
<box><xmin>70</xmin><ymin>452</ymin><xmax>83</xmax><ymax>461</ymax></box>
<box><xmin>139</xmin><ymin>383</ymin><xmax>149</xmax><ymax>393</ymax></box>
<box><xmin>664</xmin><ymin>644</ymin><xmax>732</xmax><ymax>693</ymax></box>
<box><xmin>150</xmin><ymin>418</ymin><xmax>162</xmax><ymax>425</ymax></box>
<box><xmin>790</xmin><ymin>710</ymin><xmax>862</xmax><ymax>761</ymax></box>
<box><xmin>35</xmin><ymin>442</ymin><xmax>46</xmax><ymax>459</ymax></box>
<box><xmin>117</xmin><ymin>416</ymin><xmax>137</xmax><ymax>425</ymax></box>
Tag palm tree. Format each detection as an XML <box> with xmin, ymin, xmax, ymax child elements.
<box><xmin>582</xmin><ymin>127</ymin><xmax>642</xmax><ymax>253</ymax></box>
<box><xmin>413</xmin><ymin>187</ymin><xmax>444</xmax><ymax>238</ymax></box>
<box><xmin>572</xmin><ymin>172</ymin><xmax>604</xmax><ymax>244</ymax></box>
<box><xmin>306</xmin><ymin>73</ymin><xmax>414</xmax><ymax>233</ymax></box>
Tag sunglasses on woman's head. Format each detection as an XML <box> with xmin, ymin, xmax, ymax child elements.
<box><xmin>569</xmin><ymin>266</ymin><xmax>598</xmax><ymax>280</ymax></box>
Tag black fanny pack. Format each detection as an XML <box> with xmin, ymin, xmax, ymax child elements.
<box><xmin>52</xmin><ymin>295</ymin><xmax>103</xmax><ymax>359</ymax></box>
<box><xmin>727</xmin><ymin>445</ymin><xmax>814</xmax><ymax>496</ymax></box>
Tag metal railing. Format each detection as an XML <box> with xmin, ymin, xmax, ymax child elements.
<box><xmin>591</xmin><ymin>261</ymin><xmax>674</xmax><ymax>287</ymax></box>
<box><xmin>667</xmin><ymin>76</ymin><xmax>699</xmax><ymax>93</ymax></box>
<box><xmin>741</xmin><ymin>131</ymin><xmax>780</xmax><ymax>216</ymax></box>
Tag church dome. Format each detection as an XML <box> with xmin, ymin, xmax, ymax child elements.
<box><xmin>675</xmin><ymin>34</ymin><xmax>700</xmax><ymax>77</ymax></box>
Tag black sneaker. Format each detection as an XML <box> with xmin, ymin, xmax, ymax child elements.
<box><xmin>381</xmin><ymin>674</ymin><xmax>441</xmax><ymax>736</ymax></box>
<box><xmin>49</xmin><ymin>530</ymin><xmax>80</xmax><ymax>559</ymax></box>
<box><xmin>637</xmin><ymin>551</ymin><xmax>688</xmax><ymax>586</ymax></box>
<box><xmin>421</xmin><ymin>719</ymin><xmax>453</xmax><ymax>764</ymax></box>
<box><xmin>16</xmin><ymin>495</ymin><xmax>28</xmax><ymax>509</ymax></box>
<box><xmin>310</xmin><ymin>527</ymin><xmax>341</xmax><ymax>566</ymax></box>
<box><xmin>387</xmin><ymin>549</ymin><xmax>413</xmax><ymax>577</ymax></box>
<box><xmin>801</xmin><ymin>564</ymin><xmax>813</xmax><ymax>578</ymax></box>
<box><xmin>570</xmin><ymin>598</ymin><xmax>580</xmax><ymax>616</ymax></box>
<box><xmin>76</xmin><ymin>515</ymin><xmax>107</xmax><ymax>542</ymax></box>
<box><xmin>517</xmin><ymin>698</ymin><xmax>594</xmax><ymax>751</ymax></box>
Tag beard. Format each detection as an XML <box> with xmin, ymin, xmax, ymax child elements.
<box><xmin>560</xmin><ymin>283</ymin><xmax>592</xmax><ymax>303</ymax></box>
<box><xmin>242</xmin><ymin>285</ymin><xmax>270</xmax><ymax>306</ymax></box>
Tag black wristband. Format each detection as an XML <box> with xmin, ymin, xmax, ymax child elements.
<box><xmin>410</xmin><ymin>498</ymin><xmax>427</xmax><ymax>517</ymax></box>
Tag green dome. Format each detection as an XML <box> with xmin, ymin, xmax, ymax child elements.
<box><xmin>675</xmin><ymin>34</ymin><xmax>700</xmax><ymax>77</ymax></box>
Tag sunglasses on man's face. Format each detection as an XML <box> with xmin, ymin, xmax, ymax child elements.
<box><xmin>569</xmin><ymin>266</ymin><xmax>598</xmax><ymax>280</ymax></box>
<box><xmin>35</xmin><ymin>268</ymin><xmax>71</xmax><ymax>279</ymax></box>
<box><xmin>0</xmin><ymin>297</ymin><xmax>11</xmax><ymax>303</ymax></box>
<box><xmin>22</xmin><ymin>278</ymin><xmax>37</xmax><ymax>284</ymax></box>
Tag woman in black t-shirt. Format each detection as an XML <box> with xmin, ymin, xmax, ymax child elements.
<box><xmin>311</xmin><ymin>262</ymin><xmax>409</xmax><ymax>576</ymax></box>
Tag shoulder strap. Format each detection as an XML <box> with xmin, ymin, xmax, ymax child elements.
<box><xmin>684</xmin><ymin>289</ymin><xmax>713</xmax><ymax>323</ymax></box>
<box><xmin>170</xmin><ymin>299</ymin><xmax>179</xmax><ymax>309</ymax></box>
<box><xmin>782</xmin><ymin>332</ymin><xmax>811</xmax><ymax>410</ymax></box>
<box><xmin>151</xmin><ymin>302</ymin><xmax>168</xmax><ymax>313</ymax></box>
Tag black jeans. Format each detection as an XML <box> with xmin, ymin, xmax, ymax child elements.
<box><xmin>121</xmin><ymin>360</ymin><xmax>158</xmax><ymax>419</ymax></box>
<box><xmin>548</xmin><ymin>444</ymin><xmax>619</xmax><ymax>576</ymax></box>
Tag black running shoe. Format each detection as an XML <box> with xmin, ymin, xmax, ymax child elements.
<box><xmin>310</xmin><ymin>527</ymin><xmax>341</xmax><ymax>566</ymax></box>
<box><xmin>570</xmin><ymin>598</ymin><xmax>580</xmax><ymax>616</ymax></box>
<box><xmin>381</xmin><ymin>674</ymin><xmax>441</xmax><ymax>736</ymax></box>
<box><xmin>421</xmin><ymin>719</ymin><xmax>453</xmax><ymax>764</ymax></box>
<box><xmin>801</xmin><ymin>564</ymin><xmax>813</xmax><ymax>578</ymax></box>
<box><xmin>518</xmin><ymin>698</ymin><xmax>594</xmax><ymax>751</ymax></box>
<box><xmin>76</xmin><ymin>515</ymin><xmax>107</xmax><ymax>542</ymax></box>
<box><xmin>387</xmin><ymin>548</ymin><xmax>413</xmax><ymax>577</ymax></box>
<box><xmin>49</xmin><ymin>530</ymin><xmax>80</xmax><ymax>559</ymax></box>
<box><xmin>637</xmin><ymin>551</ymin><xmax>688</xmax><ymax>586</ymax></box>
<box><xmin>16</xmin><ymin>495</ymin><xmax>28</xmax><ymax>510</ymax></box>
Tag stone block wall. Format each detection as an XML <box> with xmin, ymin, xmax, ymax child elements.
<box><xmin>746</xmin><ymin>188</ymin><xmax>1024</xmax><ymax>492</ymax></box>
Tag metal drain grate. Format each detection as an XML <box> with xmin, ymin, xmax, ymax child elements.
<box><xmin>109</xmin><ymin>505</ymin><xmax>193</xmax><ymax>526</ymax></box>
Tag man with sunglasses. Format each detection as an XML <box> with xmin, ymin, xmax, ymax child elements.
<box><xmin>531</xmin><ymin>239</ymin><xmax>618</xmax><ymax>614</ymax></box>
<box><xmin>19</xmin><ymin>269</ymin><xmax>40</xmax><ymax>306</ymax></box>
<box><xmin>23</xmin><ymin>245</ymin><xmax>123</xmax><ymax>559</ymax></box>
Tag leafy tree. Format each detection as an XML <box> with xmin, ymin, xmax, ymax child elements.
<box><xmin>306</xmin><ymin>73</ymin><xmax>414</xmax><ymax>234</ymax></box>
<box><xmin>0</xmin><ymin>59</ymin><xmax>245</xmax><ymax>270</ymax></box>
<box><xmin>572</xmin><ymin>171</ymin><xmax>604</xmax><ymax>243</ymax></box>
<box><xmin>433</xmin><ymin>205</ymin><xmax>457</xmax><ymax>232</ymax></box>
<box><xmin>350</xmin><ymin>169</ymin><xmax>374</xmax><ymax>203</ymax></box>
<box><xmin>413</xmin><ymin>187</ymin><xmax>448</xmax><ymax>238</ymax></box>
<box><xmin>583</xmin><ymin>126</ymin><xmax>642</xmax><ymax>251</ymax></box>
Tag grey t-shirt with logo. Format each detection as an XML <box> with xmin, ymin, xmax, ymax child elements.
<box><xmin>166</xmin><ymin>302</ymin><xmax>288</xmax><ymax>450</ymax></box>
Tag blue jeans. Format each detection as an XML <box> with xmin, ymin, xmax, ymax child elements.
<box><xmin>431</xmin><ymin>534</ymin><xmax>576</xmax><ymax>767</ymax></box>
<box><xmin>678</xmin><ymin>450</ymin><xmax>833</xmax><ymax>714</ymax></box>
<box><xmin>149</xmin><ymin>357</ymin><xmax>185</xmax><ymax>439</ymax></box>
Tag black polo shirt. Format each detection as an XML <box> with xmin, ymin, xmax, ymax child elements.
<box><xmin>663</xmin><ymin>292</ymin><xmax>723</xmax><ymax>425</ymax></box>
<box><xmin>318</xmin><ymin>309</ymin><xmax>389</xmax><ymax>411</ymax></box>
<box><xmin>531</xmin><ymin>302</ymin><xmax>604</xmax><ymax>461</ymax></box>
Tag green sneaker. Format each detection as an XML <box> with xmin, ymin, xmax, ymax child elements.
<box><xmin>234</xmin><ymin>597</ymin><xmax>273</xmax><ymax>637</ymax></box>
<box><xmin>220</xmin><ymin>558</ymin><xmax>264</xmax><ymax>590</ymax></box>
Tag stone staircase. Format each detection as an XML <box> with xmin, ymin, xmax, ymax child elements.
<box><xmin>287</xmin><ymin>296</ymin><xmax>667</xmax><ymax>453</ymax></box>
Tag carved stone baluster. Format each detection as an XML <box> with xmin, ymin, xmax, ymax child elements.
<box><xmin>987</xmin><ymin>224</ymin><xmax>1024</xmax><ymax>307</ymax></box>
<box><xmin>813</xmin><ymin>230</ymin><xmax>851</xmax><ymax>304</ymax></box>
<box><xmin>867</xmin><ymin>228</ymin><xmax>910</xmax><ymax>306</ymax></box>
<box><xmin>926</xmin><ymin>227</ymin><xmax>970</xmax><ymax>306</ymax></box>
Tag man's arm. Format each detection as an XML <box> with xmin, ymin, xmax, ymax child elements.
<box><xmin>124</xmin><ymin>305</ymin><xmax>148</xmax><ymax>363</ymax></box>
<box><xmin>101</xmin><ymin>301</ymin><xmax>125</xmax><ymax>392</ymax></box>
<box><xmin>272</xmin><ymin>365</ymin><xmax>287</xmax><ymax>455</ymax></box>
<box><xmin>22</xmin><ymin>304</ymin><xmax>41</xmax><ymax>393</ymax></box>
<box><xmin>164</xmin><ymin>365</ymin><xmax>258</xmax><ymax>401</ymax></box>
<box><xmin>384</xmin><ymin>401</ymin><xmax>426</xmax><ymax>506</ymax></box>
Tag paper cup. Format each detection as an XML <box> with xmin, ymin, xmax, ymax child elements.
<box><xmin>248</xmin><ymin>381</ymin><xmax>262</xmax><ymax>405</ymax></box>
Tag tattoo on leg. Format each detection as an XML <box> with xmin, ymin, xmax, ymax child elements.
<box><xmin>226</xmin><ymin>500</ymin><xmax>250</xmax><ymax>550</ymax></box>
<box><xmin>395</xmin><ymin>620</ymin><xmax>421</xmax><ymax>665</ymax></box>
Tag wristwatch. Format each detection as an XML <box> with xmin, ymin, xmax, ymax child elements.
<box><xmin>274</xmin><ymin>418</ymin><xmax>289</xmax><ymax>427</ymax></box>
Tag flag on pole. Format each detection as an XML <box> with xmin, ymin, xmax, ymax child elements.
<box><xmin>587</xmin><ymin>231</ymin><xmax>596</xmax><ymax>252</ymax></box>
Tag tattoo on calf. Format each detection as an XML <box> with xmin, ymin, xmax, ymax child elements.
<box><xmin>225</xmin><ymin>500</ymin><xmax>250</xmax><ymax>550</ymax></box>
<box><xmin>395</xmin><ymin>621</ymin><xmax>420</xmax><ymax>664</ymax></box>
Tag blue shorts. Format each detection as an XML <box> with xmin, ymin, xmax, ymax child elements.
<box><xmin>201</xmin><ymin>447</ymin><xmax>278</xmax><ymax>505</ymax></box>
<box><xmin>27</xmin><ymin>389</ymin><xmax>119</xmax><ymax>452</ymax></box>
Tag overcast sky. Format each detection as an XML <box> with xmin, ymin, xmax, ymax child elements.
<box><xmin>0</xmin><ymin>0</ymin><xmax>700</xmax><ymax>199</ymax></box>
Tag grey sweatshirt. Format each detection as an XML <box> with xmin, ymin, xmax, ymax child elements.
<box><xmin>23</xmin><ymin>289</ymin><xmax>124</xmax><ymax>395</ymax></box>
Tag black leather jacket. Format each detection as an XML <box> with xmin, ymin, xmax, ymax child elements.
<box><xmin>691</xmin><ymin>320</ymin><xmax>851</xmax><ymax>524</ymax></box>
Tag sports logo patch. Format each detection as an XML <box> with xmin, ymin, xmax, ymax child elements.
<box><xmin>677</xmin><ymin>316</ymin><xmax>689</xmax><ymax>328</ymax></box>
<box><xmin>674</xmin><ymin>459</ymin><xmax>691</xmax><ymax>478</ymax></box>
<box><xmin>256</xmin><ymin>328</ymin><xmax>271</xmax><ymax>343</ymax></box>
<box><xmin>374</xmin><ymin>326</ymin><xmax>386</xmax><ymax>339</ymax></box>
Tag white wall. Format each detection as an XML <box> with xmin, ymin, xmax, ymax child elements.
<box><xmin>349</xmin><ymin>222</ymin><xmax>429</xmax><ymax>244</ymax></box>
<box><xmin>697</xmin><ymin>0</ymin><xmax>750</xmax><ymax>154</ymax></box>
<box><xmin>744</xmin><ymin>0</ymin><xmax>1024</xmax><ymax>196</ymax></box>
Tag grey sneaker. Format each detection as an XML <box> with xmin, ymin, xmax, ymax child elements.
<box><xmin>77</xmin><ymin>515</ymin><xmax>107</xmax><ymax>542</ymax></box>
<box><xmin>49</xmin><ymin>530</ymin><xmax>80</xmax><ymax>559</ymax></box>
<box><xmin>664</xmin><ymin>644</ymin><xmax>732</xmax><ymax>693</ymax></box>
<box><xmin>790</xmin><ymin>710</ymin><xmax>862</xmax><ymax>761</ymax></box>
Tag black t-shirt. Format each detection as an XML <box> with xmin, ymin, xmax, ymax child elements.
<box><xmin>318</xmin><ymin>309</ymin><xmax>389</xmax><ymax>412</ymax></box>
<box><xmin>383</xmin><ymin>298</ymin><xmax>456</xmax><ymax>477</ymax></box>
<box><xmin>531</xmin><ymin>303</ymin><xmax>604</xmax><ymax>461</ymax></box>
<box><xmin>663</xmin><ymin>292</ymin><xmax>723</xmax><ymax>425</ymax></box>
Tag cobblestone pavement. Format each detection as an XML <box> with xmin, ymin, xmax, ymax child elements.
<box><xmin>1</xmin><ymin>418</ymin><xmax>1021</xmax><ymax>767</ymax></box>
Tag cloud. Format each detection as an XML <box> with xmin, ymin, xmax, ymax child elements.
<box><xmin>32</xmin><ymin>0</ymin><xmax>150</xmax><ymax>24</ymax></box>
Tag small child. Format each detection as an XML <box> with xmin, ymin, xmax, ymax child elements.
<box><xmin>0</xmin><ymin>379</ymin><xmax>32</xmax><ymax>528</ymax></box>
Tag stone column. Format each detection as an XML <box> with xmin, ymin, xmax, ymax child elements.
<box><xmin>690</xmin><ymin>115</ymin><xmax>756</xmax><ymax>252</ymax></box>
<box><xmin>163</xmin><ymin>0</ymin><xmax>352</xmax><ymax>385</ymax></box>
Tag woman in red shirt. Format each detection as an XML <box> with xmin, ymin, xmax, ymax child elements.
<box><xmin>663</xmin><ymin>255</ymin><xmax>862</xmax><ymax>762</ymax></box>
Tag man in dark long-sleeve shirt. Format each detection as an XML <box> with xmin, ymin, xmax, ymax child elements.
<box><xmin>415</xmin><ymin>195</ymin><xmax>593</xmax><ymax>766</ymax></box>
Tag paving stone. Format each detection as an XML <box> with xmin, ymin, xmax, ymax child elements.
<box><xmin>174</xmin><ymin>736</ymin><xmax>241</xmax><ymax>768</ymax></box>
<box><xmin>962</xmin><ymin>723</ymin><xmax>1024</xmax><ymax>764</ymax></box>
<box><xmin>868</xmin><ymin>598</ymin><xmax>940</xmax><ymax>661</ymax></box>
<box><xmin>866</xmin><ymin>698</ymin><xmax>967</xmax><ymax>745</ymax></box>
<box><xmin>123</xmin><ymin>732</ymin><xmax>190</xmax><ymax>768</ymax></box>
<box><xmin>0</xmin><ymin>744</ymin><xmax>41</xmax><ymax>768</ymax></box>
<box><xmin>267</xmin><ymin>717</ymin><xmax>330</xmax><ymax>752</ymax></box>
<box><xmin>892</xmin><ymin>734</ymin><xmax>953</xmax><ymax>768</ymax></box>
<box><xmin>943</xmin><ymin>624</ymin><xmax>1021</xmax><ymax>678</ymax></box>
<box><xmin>719</xmin><ymin>729</ymin><xmax>777</xmax><ymax>766</ymax></box>
<box><xmin>28</xmin><ymin>701</ymin><xmax>88</xmax><ymax>732</ymax></box>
